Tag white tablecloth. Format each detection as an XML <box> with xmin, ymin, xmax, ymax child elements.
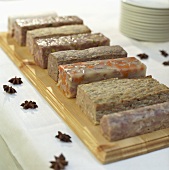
<box><xmin>0</xmin><ymin>0</ymin><xmax>169</xmax><ymax>170</ymax></box>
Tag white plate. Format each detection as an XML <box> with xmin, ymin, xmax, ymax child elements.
<box><xmin>120</xmin><ymin>23</ymin><xmax>169</xmax><ymax>37</ymax></box>
<box><xmin>121</xmin><ymin>2</ymin><xmax>169</xmax><ymax>15</ymax></box>
<box><xmin>120</xmin><ymin>26</ymin><xmax>169</xmax><ymax>38</ymax></box>
<box><xmin>120</xmin><ymin>28</ymin><xmax>169</xmax><ymax>42</ymax></box>
<box><xmin>120</xmin><ymin>13</ymin><xmax>169</xmax><ymax>26</ymax></box>
<box><xmin>121</xmin><ymin>8</ymin><xmax>169</xmax><ymax>20</ymax></box>
<box><xmin>121</xmin><ymin>18</ymin><xmax>169</xmax><ymax>30</ymax></box>
<box><xmin>121</xmin><ymin>14</ymin><xmax>169</xmax><ymax>24</ymax></box>
<box><xmin>122</xmin><ymin>0</ymin><xmax>169</xmax><ymax>9</ymax></box>
<box><xmin>120</xmin><ymin>27</ymin><xmax>169</xmax><ymax>37</ymax></box>
<box><xmin>120</xmin><ymin>19</ymin><xmax>169</xmax><ymax>30</ymax></box>
<box><xmin>120</xmin><ymin>29</ymin><xmax>169</xmax><ymax>40</ymax></box>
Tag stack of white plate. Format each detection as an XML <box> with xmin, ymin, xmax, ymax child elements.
<box><xmin>120</xmin><ymin>0</ymin><xmax>169</xmax><ymax>42</ymax></box>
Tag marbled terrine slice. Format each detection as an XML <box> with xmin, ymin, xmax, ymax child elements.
<box><xmin>48</xmin><ymin>45</ymin><xmax>127</xmax><ymax>82</ymax></box>
<box><xmin>100</xmin><ymin>101</ymin><xmax>169</xmax><ymax>141</ymax></box>
<box><xmin>34</xmin><ymin>33</ymin><xmax>110</xmax><ymax>69</ymax></box>
<box><xmin>76</xmin><ymin>76</ymin><xmax>169</xmax><ymax>124</ymax></box>
<box><xmin>58</xmin><ymin>57</ymin><xmax>146</xmax><ymax>98</ymax></box>
<box><xmin>14</xmin><ymin>15</ymin><xmax>83</xmax><ymax>46</ymax></box>
<box><xmin>8</xmin><ymin>11</ymin><xmax>58</xmax><ymax>37</ymax></box>
<box><xmin>26</xmin><ymin>25</ymin><xmax>91</xmax><ymax>54</ymax></box>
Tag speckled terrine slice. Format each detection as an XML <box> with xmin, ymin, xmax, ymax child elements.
<box><xmin>26</xmin><ymin>25</ymin><xmax>91</xmax><ymax>55</ymax></box>
<box><xmin>8</xmin><ymin>11</ymin><xmax>58</xmax><ymax>37</ymax></box>
<box><xmin>14</xmin><ymin>15</ymin><xmax>83</xmax><ymax>46</ymax></box>
<box><xmin>76</xmin><ymin>76</ymin><xmax>169</xmax><ymax>124</ymax></box>
<box><xmin>48</xmin><ymin>45</ymin><xmax>127</xmax><ymax>82</ymax></box>
<box><xmin>100</xmin><ymin>101</ymin><xmax>169</xmax><ymax>141</ymax></box>
<box><xmin>33</xmin><ymin>33</ymin><xmax>110</xmax><ymax>69</ymax></box>
<box><xmin>58</xmin><ymin>57</ymin><xmax>146</xmax><ymax>98</ymax></box>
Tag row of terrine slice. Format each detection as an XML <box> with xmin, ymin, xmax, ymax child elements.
<box><xmin>48</xmin><ymin>45</ymin><xmax>127</xmax><ymax>82</ymax></box>
<box><xmin>76</xmin><ymin>76</ymin><xmax>169</xmax><ymax>124</ymax></box>
<box><xmin>14</xmin><ymin>15</ymin><xmax>83</xmax><ymax>46</ymax></box>
<box><xmin>57</xmin><ymin>57</ymin><xmax>146</xmax><ymax>98</ymax></box>
<box><xmin>26</xmin><ymin>24</ymin><xmax>91</xmax><ymax>55</ymax></box>
<box><xmin>100</xmin><ymin>101</ymin><xmax>169</xmax><ymax>141</ymax></box>
<box><xmin>33</xmin><ymin>33</ymin><xmax>110</xmax><ymax>69</ymax></box>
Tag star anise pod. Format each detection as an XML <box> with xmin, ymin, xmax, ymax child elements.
<box><xmin>8</xmin><ymin>76</ymin><xmax>23</xmax><ymax>85</ymax></box>
<box><xmin>3</xmin><ymin>85</ymin><xmax>17</xmax><ymax>94</ymax></box>
<box><xmin>20</xmin><ymin>100</ymin><xmax>38</xmax><ymax>109</ymax></box>
<box><xmin>50</xmin><ymin>154</ymin><xmax>68</xmax><ymax>170</ymax></box>
<box><xmin>160</xmin><ymin>50</ymin><xmax>168</xmax><ymax>57</ymax></box>
<box><xmin>55</xmin><ymin>131</ymin><xmax>72</xmax><ymax>143</ymax></box>
<box><xmin>163</xmin><ymin>61</ymin><xmax>169</xmax><ymax>66</ymax></box>
<box><xmin>137</xmin><ymin>53</ymin><xmax>149</xmax><ymax>59</ymax></box>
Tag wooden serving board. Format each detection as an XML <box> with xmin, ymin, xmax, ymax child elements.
<box><xmin>1</xmin><ymin>32</ymin><xmax>169</xmax><ymax>164</ymax></box>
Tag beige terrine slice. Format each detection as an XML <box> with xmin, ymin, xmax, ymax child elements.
<box><xmin>76</xmin><ymin>76</ymin><xmax>169</xmax><ymax>124</ymax></box>
<box><xmin>33</xmin><ymin>33</ymin><xmax>110</xmax><ymax>69</ymax></box>
<box><xmin>58</xmin><ymin>57</ymin><xmax>146</xmax><ymax>98</ymax></box>
<box><xmin>48</xmin><ymin>45</ymin><xmax>127</xmax><ymax>82</ymax></box>
<box><xmin>26</xmin><ymin>25</ymin><xmax>91</xmax><ymax>55</ymax></box>
<box><xmin>100</xmin><ymin>101</ymin><xmax>169</xmax><ymax>141</ymax></box>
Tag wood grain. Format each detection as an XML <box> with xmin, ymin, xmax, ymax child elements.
<box><xmin>1</xmin><ymin>32</ymin><xmax>169</xmax><ymax>164</ymax></box>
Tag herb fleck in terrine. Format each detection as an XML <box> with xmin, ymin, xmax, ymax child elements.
<box><xmin>14</xmin><ymin>15</ymin><xmax>83</xmax><ymax>46</ymax></box>
<box><xmin>100</xmin><ymin>101</ymin><xmax>169</xmax><ymax>141</ymax></box>
<box><xmin>58</xmin><ymin>57</ymin><xmax>146</xmax><ymax>98</ymax></box>
<box><xmin>8</xmin><ymin>11</ymin><xmax>58</xmax><ymax>37</ymax></box>
<box><xmin>33</xmin><ymin>33</ymin><xmax>110</xmax><ymax>69</ymax></box>
<box><xmin>26</xmin><ymin>25</ymin><xmax>91</xmax><ymax>55</ymax></box>
<box><xmin>48</xmin><ymin>45</ymin><xmax>127</xmax><ymax>82</ymax></box>
<box><xmin>76</xmin><ymin>76</ymin><xmax>169</xmax><ymax>124</ymax></box>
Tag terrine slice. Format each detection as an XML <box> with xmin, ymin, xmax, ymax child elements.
<box><xmin>100</xmin><ymin>101</ymin><xmax>169</xmax><ymax>141</ymax></box>
<box><xmin>8</xmin><ymin>11</ymin><xmax>58</xmax><ymax>37</ymax></box>
<box><xmin>33</xmin><ymin>33</ymin><xmax>110</xmax><ymax>69</ymax></box>
<box><xmin>14</xmin><ymin>15</ymin><xmax>83</xmax><ymax>46</ymax></box>
<box><xmin>58</xmin><ymin>57</ymin><xmax>146</xmax><ymax>98</ymax></box>
<box><xmin>48</xmin><ymin>45</ymin><xmax>127</xmax><ymax>82</ymax></box>
<box><xmin>76</xmin><ymin>76</ymin><xmax>169</xmax><ymax>124</ymax></box>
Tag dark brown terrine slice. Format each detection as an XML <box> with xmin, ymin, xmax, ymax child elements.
<box><xmin>8</xmin><ymin>11</ymin><xmax>58</xmax><ymax>37</ymax></box>
<box><xmin>57</xmin><ymin>57</ymin><xmax>146</xmax><ymax>98</ymax></box>
<box><xmin>33</xmin><ymin>33</ymin><xmax>110</xmax><ymax>69</ymax></box>
<box><xmin>48</xmin><ymin>45</ymin><xmax>127</xmax><ymax>82</ymax></box>
<box><xmin>14</xmin><ymin>15</ymin><xmax>83</xmax><ymax>46</ymax></box>
<box><xmin>76</xmin><ymin>76</ymin><xmax>169</xmax><ymax>124</ymax></box>
<box><xmin>26</xmin><ymin>25</ymin><xmax>91</xmax><ymax>55</ymax></box>
<box><xmin>100</xmin><ymin>101</ymin><xmax>169</xmax><ymax>141</ymax></box>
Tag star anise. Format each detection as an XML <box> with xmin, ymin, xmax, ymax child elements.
<box><xmin>160</xmin><ymin>50</ymin><xmax>168</xmax><ymax>57</ymax></box>
<box><xmin>163</xmin><ymin>61</ymin><xmax>169</xmax><ymax>66</ymax></box>
<box><xmin>55</xmin><ymin>131</ymin><xmax>72</xmax><ymax>142</ymax></box>
<box><xmin>8</xmin><ymin>76</ymin><xmax>23</xmax><ymax>85</ymax></box>
<box><xmin>20</xmin><ymin>100</ymin><xmax>38</xmax><ymax>109</ymax></box>
<box><xmin>3</xmin><ymin>85</ymin><xmax>17</xmax><ymax>94</ymax></box>
<box><xmin>50</xmin><ymin>154</ymin><xmax>68</xmax><ymax>170</ymax></box>
<box><xmin>137</xmin><ymin>53</ymin><xmax>149</xmax><ymax>59</ymax></box>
